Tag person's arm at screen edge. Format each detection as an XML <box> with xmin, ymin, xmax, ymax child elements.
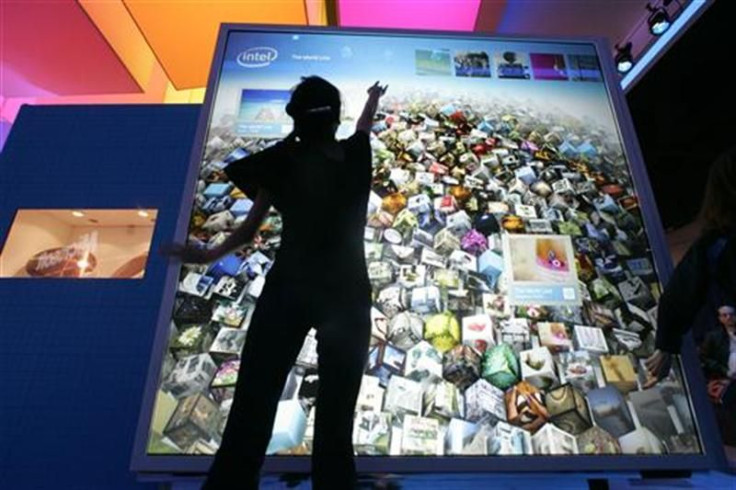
<box><xmin>355</xmin><ymin>81</ymin><xmax>387</xmax><ymax>135</ymax></box>
<box><xmin>161</xmin><ymin>189</ymin><xmax>272</xmax><ymax>264</ymax></box>
<box><xmin>645</xmin><ymin>238</ymin><xmax>710</xmax><ymax>385</ymax></box>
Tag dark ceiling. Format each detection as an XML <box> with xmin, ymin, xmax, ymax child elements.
<box><xmin>628</xmin><ymin>0</ymin><xmax>734</xmax><ymax>230</ymax></box>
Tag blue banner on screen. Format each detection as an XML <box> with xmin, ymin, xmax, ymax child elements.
<box><xmin>237</xmin><ymin>89</ymin><xmax>291</xmax><ymax>138</ymax></box>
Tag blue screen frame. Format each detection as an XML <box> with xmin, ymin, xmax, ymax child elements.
<box><xmin>130</xmin><ymin>24</ymin><xmax>725</xmax><ymax>477</ymax></box>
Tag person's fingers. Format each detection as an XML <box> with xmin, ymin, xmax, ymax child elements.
<box><xmin>647</xmin><ymin>366</ymin><xmax>657</xmax><ymax>376</ymax></box>
<box><xmin>648</xmin><ymin>358</ymin><xmax>661</xmax><ymax>372</ymax></box>
<box><xmin>654</xmin><ymin>358</ymin><xmax>672</xmax><ymax>381</ymax></box>
<box><xmin>643</xmin><ymin>376</ymin><xmax>659</xmax><ymax>389</ymax></box>
<box><xmin>647</xmin><ymin>361</ymin><xmax>662</xmax><ymax>377</ymax></box>
<box><xmin>643</xmin><ymin>361</ymin><xmax>669</xmax><ymax>389</ymax></box>
<box><xmin>707</xmin><ymin>381</ymin><xmax>725</xmax><ymax>401</ymax></box>
<box><xmin>647</xmin><ymin>359</ymin><xmax>666</xmax><ymax>379</ymax></box>
<box><xmin>644</xmin><ymin>354</ymin><xmax>659</xmax><ymax>371</ymax></box>
<box><xmin>647</xmin><ymin>351</ymin><xmax>666</xmax><ymax>368</ymax></box>
<box><xmin>716</xmin><ymin>382</ymin><xmax>727</xmax><ymax>397</ymax></box>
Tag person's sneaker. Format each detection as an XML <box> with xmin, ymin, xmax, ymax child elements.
<box><xmin>356</xmin><ymin>474</ymin><xmax>402</xmax><ymax>489</ymax></box>
<box><xmin>279</xmin><ymin>472</ymin><xmax>310</xmax><ymax>488</ymax></box>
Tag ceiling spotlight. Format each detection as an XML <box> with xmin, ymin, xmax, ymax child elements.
<box><xmin>647</xmin><ymin>3</ymin><xmax>671</xmax><ymax>36</ymax></box>
<box><xmin>137</xmin><ymin>210</ymin><xmax>150</xmax><ymax>218</ymax></box>
<box><xmin>72</xmin><ymin>210</ymin><xmax>85</xmax><ymax>218</ymax></box>
<box><xmin>615</xmin><ymin>43</ymin><xmax>634</xmax><ymax>74</ymax></box>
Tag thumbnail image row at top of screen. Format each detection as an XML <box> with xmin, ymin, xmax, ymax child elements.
<box><xmin>416</xmin><ymin>50</ymin><xmax>602</xmax><ymax>82</ymax></box>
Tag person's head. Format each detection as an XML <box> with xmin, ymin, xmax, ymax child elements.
<box><xmin>285</xmin><ymin>76</ymin><xmax>341</xmax><ymax>142</ymax></box>
<box><xmin>701</xmin><ymin>147</ymin><xmax>736</xmax><ymax>232</ymax></box>
<box><xmin>503</xmin><ymin>51</ymin><xmax>517</xmax><ymax>64</ymax></box>
<box><xmin>718</xmin><ymin>305</ymin><xmax>736</xmax><ymax>334</ymax></box>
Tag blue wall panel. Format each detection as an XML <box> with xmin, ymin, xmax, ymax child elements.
<box><xmin>0</xmin><ymin>104</ymin><xmax>201</xmax><ymax>490</ymax></box>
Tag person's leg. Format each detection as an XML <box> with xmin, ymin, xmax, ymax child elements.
<box><xmin>203</xmin><ymin>281</ymin><xmax>309</xmax><ymax>489</ymax></box>
<box><xmin>720</xmin><ymin>381</ymin><xmax>736</xmax><ymax>445</ymax></box>
<box><xmin>311</xmin><ymin>300</ymin><xmax>371</xmax><ymax>490</ymax></box>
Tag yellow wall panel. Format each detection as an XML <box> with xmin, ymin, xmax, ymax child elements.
<box><xmin>123</xmin><ymin>0</ymin><xmax>308</xmax><ymax>89</ymax></box>
<box><xmin>164</xmin><ymin>84</ymin><xmax>206</xmax><ymax>104</ymax></box>
<box><xmin>305</xmin><ymin>0</ymin><xmax>328</xmax><ymax>26</ymax></box>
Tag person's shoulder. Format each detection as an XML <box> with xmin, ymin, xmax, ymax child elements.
<box><xmin>340</xmin><ymin>131</ymin><xmax>370</xmax><ymax>151</ymax></box>
<box><xmin>691</xmin><ymin>228</ymin><xmax>736</xmax><ymax>259</ymax></box>
<box><xmin>683</xmin><ymin>229</ymin><xmax>723</xmax><ymax>256</ymax></box>
<box><xmin>254</xmin><ymin>140</ymin><xmax>291</xmax><ymax>161</ymax></box>
<box><xmin>342</xmin><ymin>130</ymin><xmax>369</xmax><ymax>141</ymax></box>
<box><xmin>704</xmin><ymin>326</ymin><xmax>728</xmax><ymax>343</ymax></box>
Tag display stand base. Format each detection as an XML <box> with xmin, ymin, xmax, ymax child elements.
<box><xmin>279</xmin><ymin>472</ymin><xmax>404</xmax><ymax>489</ymax></box>
<box><xmin>640</xmin><ymin>470</ymin><xmax>693</xmax><ymax>480</ymax></box>
<box><xmin>587</xmin><ymin>470</ymin><xmax>694</xmax><ymax>490</ymax></box>
<box><xmin>165</xmin><ymin>471</ymin><xmax>707</xmax><ymax>489</ymax></box>
<box><xmin>587</xmin><ymin>477</ymin><xmax>610</xmax><ymax>490</ymax></box>
<box><xmin>165</xmin><ymin>473</ymin><xmax>405</xmax><ymax>490</ymax></box>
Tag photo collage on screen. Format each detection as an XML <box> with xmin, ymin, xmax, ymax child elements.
<box><xmin>146</xmin><ymin>32</ymin><xmax>701</xmax><ymax>459</ymax></box>
<box><xmin>416</xmin><ymin>48</ymin><xmax>602</xmax><ymax>82</ymax></box>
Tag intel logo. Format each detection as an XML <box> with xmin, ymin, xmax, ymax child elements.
<box><xmin>236</xmin><ymin>47</ymin><xmax>278</xmax><ymax>68</ymax></box>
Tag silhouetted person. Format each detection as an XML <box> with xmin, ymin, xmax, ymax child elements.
<box><xmin>646</xmin><ymin>148</ymin><xmax>736</xmax><ymax>377</ymax></box>
<box><xmin>168</xmin><ymin>77</ymin><xmax>387</xmax><ymax>489</ymax></box>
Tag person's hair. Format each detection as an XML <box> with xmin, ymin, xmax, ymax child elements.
<box><xmin>701</xmin><ymin>147</ymin><xmax>736</xmax><ymax>233</ymax></box>
<box><xmin>285</xmin><ymin>76</ymin><xmax>340</xmax><ymax>141</ymax></box>
<box><xmin>502</xmin><ymin>51</ymin><xmax>517</xmax><ymax>63</ymax></box>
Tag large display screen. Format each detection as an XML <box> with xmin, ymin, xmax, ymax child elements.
<box><xmin>144</xmin><ymin>28</ymin><xmax>703</xmax><ymax>460</ymax></box>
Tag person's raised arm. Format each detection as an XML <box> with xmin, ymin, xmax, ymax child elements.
<box><xmin>644</xmin><ymin>238</ymin><xmax>710</xmax><ymax>385</ymax></box>
<box><xmin>161</xmin><ymin>189</ymin><xmax>272</xmax><ymax>264</ymax></box>
<box><xmin>356</xmin><ymin>81</ymin><xmax>387</xmax><ymax>135</ymax></box>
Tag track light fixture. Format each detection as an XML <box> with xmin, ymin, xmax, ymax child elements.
<box><xmin>647</xmin><ymin>1</ymin><xmax>672</xmax><ymax>36</ymax></box>
<box><xmin>615</xmin><ymin>43</ymin><xmax>634</xmax><ymax>74</ymax></box>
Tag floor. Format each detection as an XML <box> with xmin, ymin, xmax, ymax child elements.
<box><xmin>169</xmin><ymin>446</ymin><xmax>736</xmax><ymax>489</ymax></box>
<box><xmin>169</xmin><ymin>471</ymin><xmax>736</xmax><ymax>490</ymax></box>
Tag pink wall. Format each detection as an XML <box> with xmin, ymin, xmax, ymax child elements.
<box><xmin>338</xmin><ymin>0</ymin><xmax>482</xmax><ymax>31</ymax></box>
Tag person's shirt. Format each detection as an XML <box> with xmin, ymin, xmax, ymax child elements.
<box><xmin>729</xmin><ymin>331</ymin><xmax>736</xmax><ymax>379</ymax></box>
<box><xmin>656</xmin><ymin>228</ymin><xmax>736</xmax><ymax>353</ymax></box>
<box><xmin>700</xmin><ymin>327</ymin><xmax>732</xmax><ymax>378</ymax></box>
<box><xmin>223</xmin><ymin>132</ymin><xmax>372</xmax><ymax>282</ymax></box>
<box><xmin>700</xmin><ymin>326</ymin><xmax>736</xmax><ymax>379</ymax></box>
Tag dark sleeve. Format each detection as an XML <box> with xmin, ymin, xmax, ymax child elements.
<box><xmin>699</xmin><ymin>331</ymin><xmax>728</xmax><ymax>378</ymax></box>
<box><xmin>655</xmin><ymin>237</ymin><xmax>711</xmax><ymax>353</ymax></box>
<box><xmin>223</xmin><ymin>145</ymin><xmax>281</xmax><ymax>198</ymax></box>
<box><xmin>344</xmin><ymin>131</ymin><xmax>371</xmax><ymax>168</ymax></box>
<box><xmin>714</xmin><ymin>236</ymin><xmax>736</xmax><ymax>301</ymax></box>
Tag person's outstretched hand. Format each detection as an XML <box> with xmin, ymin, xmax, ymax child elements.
<box><xmin>707</xmin><ymin>379</ymin><xmax>730</xmax><ymax>403</ymax></box>
<box><xmin>643</xmin><ymin>349</ymin><xmax>674</xmax><ymax>389</ymax></box>
<box><xmin>367</xmin><ymin>81</ymin><xmax>388</xmax><ymax>98</ymax></box>
<box><xmin>356</xmin><ymin>81</ymin><xmax>388</xmax><ymax>134</ymax></box>
<box><xmin>160</xmin><ymin>242</ymin><xmax>216</xmax><ymax>264</ymax></box>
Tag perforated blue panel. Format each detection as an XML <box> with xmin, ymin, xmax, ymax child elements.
<box><xmin>0</xmin><ymin>104</ymin><xmax>200</xmax><ymax>490</ymax></box>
